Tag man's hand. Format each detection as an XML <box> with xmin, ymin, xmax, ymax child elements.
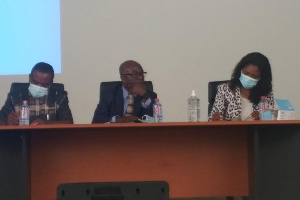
<box><xmin>127</xmin><ymin>83</ymin><xmax>146</xmax><ymax>97</ymax></box>
<box><xmin>212</xmin><ymin>112</ymin><xmax>224</xmax><ymax>121</ymax></box>
<box><xmin>116</xmin><ymin>116</ymin><xmax>140</xmax><ymax>123</ymax></box>
<box><xmin>31</xmin><ymin>119</ymin><xmax>46</xmax><ymax>125</ymax></box>
<box><xmin>7</xmin><ymin>112</ymin><xmax>19</xmax><ymax>125</ymax></box>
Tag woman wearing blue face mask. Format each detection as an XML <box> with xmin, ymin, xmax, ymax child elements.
<box><xmin>209</xmin><ymin>52</ymin><xmax>274</xmax><ymax>121</ymax></box>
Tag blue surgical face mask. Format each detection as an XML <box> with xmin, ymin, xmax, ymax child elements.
<box><xmin>239</xmin><ymin>71</ymin><xmax>259</xmax><ymax>89</ymax></box>
<box><xmin>28</xmin><ymin>83</ymin><xmax>49</xmax><ymax>98</ymax></box>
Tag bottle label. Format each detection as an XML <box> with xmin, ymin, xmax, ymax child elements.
<box><xmin>189</xmin><ymin>109</ymin><xmax>198</xmax><ymax>122</ymax></box>
<box><xmin>20</xmin><ymin>106</ymin><xmax>30</xmax><ymax>125</ymax></box>
<box><xmin>153</xmin><ymin>104</ymin><xmax>162</xmax><ymax>122</ymax></box>
<box><xmin>262</xmin><ymin>103</ymin><xmax>266</xmax><ymax>112</ymax></box>
<box><xmin>259</xmin><ymin>101</ymin><xmax>267</xmax><ymax>120</ymax></box>
<box><xmin>155</xmin><ymin>106</ymin><xmax>159</xmax><ymax>114</ymax></box>
<box><xmin>20</xmin><ymin>108</ymin><xmax>29</xmax><ymax>118</ymax></box>
<box><xmin>153</xmin><ymin>105</ymin><xmax>162</xmax><ymax>114</ymax></box>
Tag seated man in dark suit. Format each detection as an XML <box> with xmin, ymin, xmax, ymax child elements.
<box><xmin>0</xmin><ymin>62</ymin><xmax>73</xmax><ymax>125</ymax></box>
<box><xmin>92</xmin><ymin>60</ymin><xmax>157</xmax><ymax>123</ymax></box>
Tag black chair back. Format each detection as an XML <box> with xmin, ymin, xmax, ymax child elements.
<box><xmin>99</xmin><ymin>81</ymin><xmax>153</xmax><ymax>99</ymax></box>
<box><xmin>208</xmin><ymin>80</ymin><xmax>229</xmax><ymax>114</ymax></box>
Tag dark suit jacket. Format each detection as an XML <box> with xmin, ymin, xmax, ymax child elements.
<box><xmin>92</xmin><ymin>84</ymin><xmax>157</xmax><ymax>123</ymax></box>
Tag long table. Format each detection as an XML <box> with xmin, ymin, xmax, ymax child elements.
<box><xmin>0</xmin><ymin>121</ymin><xmax>300</xmax><ymax>200</ymax></box>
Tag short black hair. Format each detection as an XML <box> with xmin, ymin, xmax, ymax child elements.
<box><xmin>229</xmin><ymin>52</ymin><xmax>272</xmax><ymax>104</ymax></box>
<box><xmin>30</xmin><ymin>62</ymin><xmax>55</xmax><ymax>79</ymax></box>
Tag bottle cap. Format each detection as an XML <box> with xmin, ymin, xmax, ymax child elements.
<box><xmin>261</xmin><ymin>96</ymin><xmax>266</xmax><ymax>100</ymax></box>
<box><xmin>23</xmin><ymin>100</ymin><xmax>28</xmax><ymax>104</ymax></box>
<box><xmin>154</xmin><ymin>98</ymin><xmax>159</xmax><ymax>102</ymax></box>
<box><xmin>191</xmin><ymin>90</ymin><xmax>196</xmax><ymax>97</ymax></box>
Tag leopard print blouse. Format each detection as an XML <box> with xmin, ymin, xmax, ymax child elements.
<box><xmin>209</xmin><ymin>83</ymin><xmax>274</xmax><ymax>121</ymax></box>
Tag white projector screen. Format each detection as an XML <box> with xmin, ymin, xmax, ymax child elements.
<box><xmin>0</xmin><ymin>0</ymin><xmax>61</xmax><ymax>75</ymax></box>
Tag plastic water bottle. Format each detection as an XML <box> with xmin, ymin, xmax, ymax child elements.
<box><xmin>187</xmin><ymin>90</ymin><xmax>200</xmax><ymax>122</ymax></box>
<box><xmin>259</xmin><ymin>96</ymin><xmax>266</xmax><ymax>120</ymax></box>
<box><xmin>153</xmin><ymin>98</ymin><xmax>163</xmax><ymax>122</ymax></box>
<box><xmin>259</xmin><ymin>96</ymin><xmax>272</xmax><ymax>120</ymax></box>
<box><xmin>19</xmin><ymin>100</ymin><xmax>30</xmax><ymax>125</ymax></box>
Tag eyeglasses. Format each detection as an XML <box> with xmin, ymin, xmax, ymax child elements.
<box><xmin>122</xmin><ymin>71</ymin><xmax>147</xmax><ymax>79</ymax></box>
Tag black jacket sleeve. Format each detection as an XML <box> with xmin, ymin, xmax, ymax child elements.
<box><xmin>0</xmin><ymin>93</ymin><xmax>14</xmax><ymax>124</ymax></box>
<box><xmin>56</xmin><ymin>91</ymin><xmax>73</xmax><ymax>122</ymax></box>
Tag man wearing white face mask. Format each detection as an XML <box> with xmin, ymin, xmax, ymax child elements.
<box><xmin>209</xmin><ymin>52</ymin><xmax>274</xmax><ymax>121</ymax></box>
<box><xmin>0</xmin><ymin>62</ymin><xmax>73</xmax><ymax>125</ymax></box>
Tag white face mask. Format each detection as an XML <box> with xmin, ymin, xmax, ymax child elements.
<box><xmin>28</xmin><ymin>83</ymin><xmax>49</xmax><ymax>98</ymax></box>
<box><xmin>239</xmin><ymin>71</ymin><xmax>259</xmax><ymax>89</ymax></box>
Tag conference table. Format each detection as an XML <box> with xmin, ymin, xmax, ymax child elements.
<box><xmin>0</xmin><ymin>121</ymin><xmax>300</xmax><ymax>200</ymax></box>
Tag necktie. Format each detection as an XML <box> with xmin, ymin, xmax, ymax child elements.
<box><xmin>125</xmin><ymin>94</ymin><xmax>134</xmax><ymax>116</ymax></box>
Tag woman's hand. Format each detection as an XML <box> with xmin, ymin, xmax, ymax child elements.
<box><xmin>249</xmin><ymin>111</ymin><xmax>260</xmax><ymax>120</ymax></box>
<box><xmin>212</xmin><ymin>112</ymin><xmax>224</xmax><ymax>121</ymax></box>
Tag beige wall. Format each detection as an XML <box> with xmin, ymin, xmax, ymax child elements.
<box><xmin>1</xmin><ymin>0</ymin><xmax>299</xmax><ymax>123</ymax></box>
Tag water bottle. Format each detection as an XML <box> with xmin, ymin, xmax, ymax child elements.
<box><xmin>19</xmin><ymin>100</ymin><xmax>30</xmax><ymax>125</ymax></box>
<box><xmin>153</xmin><ymin>98</ymin><xmax>163</xmax><ymax>122</ymax></box>
<box><xmin>187</xmin><ymin>90</ymin><xmax>200</xmax><ymax>122</ymax></box>
<box><xmin>259</xmin><ymin>96</ymin><xmax>266</xmax><ymax>120</ymax></box>
<box><xmin>259</xmin><ymin>96</ymin><xmax>272</xmax><ymax>120</ymax></box>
